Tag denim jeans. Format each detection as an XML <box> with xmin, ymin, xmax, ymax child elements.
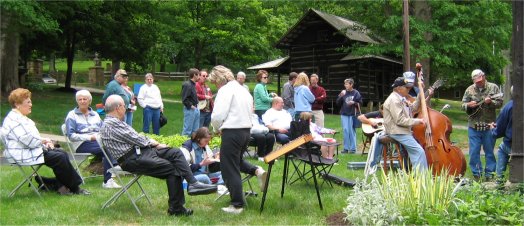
<box><xmin>389</xmin><ymin>134</ymin><xmax>428</xmax><ymax>172</ymax></box>
<box><xmin>341</xmin><ymin>115</ymin><xmax>357</xmax><ymax>152</ymax></box>
<box><xmin>369</xmin><ymin>131</ymin><xmax>385</xmax><ymax>168</ymax></box>
<box><xmin>199</xmin><ymin>111</ymin><xmax>211</xmax><ymax>128</ymax></box>
<box><xmin>496</xmin><ymin>142</ymin><xmax>511</xmax><ymax>179</ymax></box>
<box><xmin>194</xmin><ymin>172</ymin><xmax>224</xmax><ymax>185</ymax></box>
<box><xmin>182</xmin><ymin>107</ymin><xmax>200</xmax><ymax>136</ymax></box>
<box><xmin>468</xmin><ymin>127</ymin><xmax>496</xmax><ymax>177</ymax></box>
<box><xmin>142</xmin><ymin>106</ymin><xmax>161</xmax><ymax>135</ymax></box>
<box><xmin>125</xmin><ymin>111</ymin><xmax>133</xmax><ymax>126</ymax></box>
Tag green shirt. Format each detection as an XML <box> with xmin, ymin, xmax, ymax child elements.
<box><xmin>253</xmin><ymin>83</ymin><xmax>272</xmax><ymax>111</ymax></box>
<box><xmin>461</xmin><ymin>82</ymin><xmax>503</xmax><ymax>128</ymax></box>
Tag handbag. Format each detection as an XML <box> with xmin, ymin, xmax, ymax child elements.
<box><xmin>159</xmin><ymin>112</ymin><xmax>168</xmax><ymax>128</ymax></box>
<box><xmin>352</xmin><ymin>103</ymin><xmax>362</xmax><ymax>129</ymax></box>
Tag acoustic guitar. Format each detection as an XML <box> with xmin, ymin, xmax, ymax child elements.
<box><xmin>361</xmin><ymin>118</ymin><xmax>384</xmax><ymax>135</ymax></box>
<box><xmin>466</xmin><ymin>93</ymin><xmax>503</xmax><ymax>118</ymax></box>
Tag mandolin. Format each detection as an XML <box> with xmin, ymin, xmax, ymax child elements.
<box><xmin>466</xmin><ymin>93</ymin><xmax>503</xmax><ymax>118</ymax></box>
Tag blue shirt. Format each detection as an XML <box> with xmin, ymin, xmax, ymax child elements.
<box><xmin>293</xmin><ymin>85</ymin><xmax>315</xmax><ymax>112</ymax></box>
<box><xmin>492</xmin><ymin>100</ymin><xmax>512</xmax><ymax>147</ymax></box>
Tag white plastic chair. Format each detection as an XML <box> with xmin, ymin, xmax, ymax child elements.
<box><xmin>95</xmin><ymin>134</ymin><xmax>152</xmax><ymax>215</ymax></box>
<box><xmin>61</xmin><ymin>124</ymin><xmax>101</xmax><ymax>183</ymax></box>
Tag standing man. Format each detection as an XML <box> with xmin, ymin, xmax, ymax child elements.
<box><xmin>102</xmin><ymin>69</ymin><xmax>130</xmax><ymax>121</ymax></box>
<box><xmin>462</xmin><ymin>69</ymin><xmax>503</xmax><ymax>181</ymax></box>
<box><xmin>490</xmin><ymin>86</ymin><xmax>513</xmax><ymax>183</ymax></box>
<box><xmin>181</xmin><ymin>68</ymin><xmax>200</xmax><ymax>136</ymax></box>
<box><xmin>196</xmin><ymin>69</ymin><xmax>213</xmax><ymax>128</ymax></box>
<box><xmin>309</xmin><ymin>74</ymin><xmax>327</xmax><ymax>128</ymax></box>
<box><xmin>282</xmin><ymin>72</ymin><xmax>297</xmax><ymax>116</ymax></box>
<box><xmin>209</xmin><ymin>65</ymin><xmax>267</xmax><ymax>214</ymax></box>
<box><xmin>101</xmin><ymin>95</ymin><xmax>217</xmax><ymax>217</ymax></box>
<box><xmin>383</xmin><ymin>77</ymin><xmax>428</xmax><ymax>172</ymax></box>
<box><xmin>236</xmin><ymin>71</ymin><xmax>250</xmax><ymax>91</ymax></box>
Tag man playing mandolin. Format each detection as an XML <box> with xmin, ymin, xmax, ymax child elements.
<box><xmin>461</xmin><ymin>69</ymin><xmax>503</xmax><ymax>181</ymax></box>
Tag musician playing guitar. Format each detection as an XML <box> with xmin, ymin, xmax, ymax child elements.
<box><xmin>461</xmin><ymin>69</ymin><xmax>503</xmax><ymax>181</ymax></box>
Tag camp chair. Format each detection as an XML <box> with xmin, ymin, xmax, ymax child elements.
<box><xmin>1</xmin><ymin>132</ymin><xmax>48</xmax><ymax>198</ymax></box>
<box><xmin>286</xmin><ymin>120</ymin><xmax>338</xmax><ymax>188</ymax></box>
<box><xmin>61</xmin><ymin>124</ymin><xmax>101</xmax><ymax>183</ymax></box>
<box><xmin>95</xmin><ymin>134</ymin><xmax>152</xmax><ymax>215</ymax></box>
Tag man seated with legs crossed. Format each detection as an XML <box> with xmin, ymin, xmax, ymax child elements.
<box><xmin>262</xmin><ymin>97</ymin><xmax>293</xmax><ymax>145</ymax></box>
<box><xmin>100</xmin><ymin>95</ymin><xmax>217</xmax><ymax>216</ymax></box>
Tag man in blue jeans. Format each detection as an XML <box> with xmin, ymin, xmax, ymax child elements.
<box><xmin>490</xmin><ymin>86</ymin><xmax>513</xmax><ymax>183</ymax></box>
<box><xmin>181</xmin><ymin>68</ymin><xmax>201</xmax><ymax>136</ymax></box>
<box><xmin>383</xmin><ymin>77</ymin><xmax>428</xmax><ymax>172</ymax></box>
<box><xmin>462</xmin><ymin>69</ymin><xmax>503</xmax><ymax>181</ymax></box>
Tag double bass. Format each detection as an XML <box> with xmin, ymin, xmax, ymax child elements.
<box><xmin>412</xmin><ymin>63</ymin><xmax>467</xmax><ymax>176</ymax></box>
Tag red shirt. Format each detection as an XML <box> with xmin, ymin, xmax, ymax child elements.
<box><xmin>196</xmin><ymin>82</ymin><xmax>213</xmax><ymax>112</ymax></box>
<box><xmin>309</xmin><ymin>85</ymin><xmax>326</xmax><ymax>110</ymax></box>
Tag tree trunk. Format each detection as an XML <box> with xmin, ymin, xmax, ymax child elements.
<box><xmin>0</xmin><ymin>11</ymin><xmax>20</xmax><ymax>96</ymax></box>
<box><xmin>413</xmin><ymin>0</ymin><xmax>432</xmax><ymax>89</ymax></box>
<box><xmin>509</xmin><ymin>0</ymin><xmax>523</xmax><ymax>183</ymax></box>
<box><xmin>111</xmin><ymin>59</ymin><xmax>120</xmax><ymax>76</ymax></box>
<box><xmin>48</xmin><ymin>52</ymin><xmax>56</xmax><ymax>74</ymax></box>
<box><xmin>65</xmin><ymin>31</ymin><xmax>76</xmax><ymax>89</ymax></box>
<box><xmin>160</xmin><ymin>62</ymin><xmax>166</xmax><ymax>72</ymax></box>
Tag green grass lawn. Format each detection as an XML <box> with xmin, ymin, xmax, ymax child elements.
<box><xmin>0</xmin><ymin>84</ymin><xmax>498</xmax><ymax>225</ymax></box>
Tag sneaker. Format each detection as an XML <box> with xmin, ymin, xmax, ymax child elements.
<box><xmin>221</xmin><ymin>205</ymin><xmax>243</xmax><ymax>214</ymax></box>
<box><xmin>258</xmin><ymin>157</ymin><xmax>265</xmax><ymax>162</ymax></box>
<box><xmin>217</xmin><ymin>185</ymin><xmax>229</xmax><ymax>196</ymax></box>
<box><xmin>256</xmin><ymin>168</ymin><xmax>268</xmax><ymax>192</ymax></box>
<box><xmin>103</xmin><ymin>178</ymin><xmax>122</xmax><ymax>189</ymax></box>
<box><xmin>341</xmin><ymin>149</ymin><xmax>349</xmax><ymax>154</ymax></box>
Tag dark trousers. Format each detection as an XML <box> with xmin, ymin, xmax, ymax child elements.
<box><xmin>220</xmin><ymin>129</ymin><xmax>258</xmax><ymax>208</ymax></box>
<box><xmin>42</xmin><ymin>149</ymin><xmax>83</xmax><ymax>192</ymax></box>
<box><xmin>119</xmin><ymin>147</ymin><xmax>196</xmax><ymax>211</ymax></box>
<box><xmin>251</xmin><ymin>133</ymin><xmax>275</xmax><ymax>157</ymax></box>
<box><xmin>77</xmin><ymin>140</ymin><xmax>114</xmax><ymax>182</ymax></box>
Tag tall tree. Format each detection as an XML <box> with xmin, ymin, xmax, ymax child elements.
<box><xmin>0</xmin><ymin>1</ymin><xmax>57</xmax><ymax>95</ymax></box>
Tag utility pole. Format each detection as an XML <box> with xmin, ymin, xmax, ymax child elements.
<box><xmin>402</xmin><ymin>0</ymin><xmax>410</xmax><ymax>71</ymax></box>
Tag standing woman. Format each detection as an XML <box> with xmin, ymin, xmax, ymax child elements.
<box><xmin>293</xmin><ymin>72</ymin><xmax>315</xmax><ymax>120</ymax></box>
<box><xmin>1</xmin><ymin>88</ymin><xmax>88</xmax><ymax>195</ymax></box>
<box><xmin>253</xmin><ymin>70</ymin><xmax>274</xmax><ymax>119</ymax></box>
<box><xmin>337</xmin><ymin>78</ymin><xmax>363</xmax><ymax>154</ymax></box>
<box><xmin>121</xmin><ymin>75</ymin><xmax>136</xmax><ymax>126</ymax></box>
<box><xmin>137</xmin><ymin>73</ymin><xmax>164</xmax><ymax>135</ymax></box>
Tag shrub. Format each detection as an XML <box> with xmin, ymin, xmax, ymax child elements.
<box><xmin>344</xmin><ymin>177</ymin><xmax>402</xmax><ymax>225</ymax></box>
<box><xmin>145</xmin><ymin>133</ymin><xmax>221</xmax><ymax>149</ymax></box>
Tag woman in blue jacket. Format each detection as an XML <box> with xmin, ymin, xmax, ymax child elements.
<box><xmin>293</xmin><ymin>72</ymin><xmax>315</xmax><ymax>120</ymax></box>
<box><xmin>180</xmin><ymin>127</ymin><xmax>223</xmax><ymax>185</ymax></box>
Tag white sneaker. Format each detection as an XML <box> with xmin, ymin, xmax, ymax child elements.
<box><xmin>103</xmin><ymin>178</ymin><xmax>122</xmax><ymax>189</ymax></box>
<box><xmin>256</xmin><ymin>168</ymin><xmax>268</xmax><ymax>192</ymax></box>
<box><xmin>258</xmin><ymin>157</ymin><xmax>265</xmax><ymax>162</ymax></box>
<box><xmin>221</xmin><ymin>205</ymin><xmax>243</xmax><ymax>214</ymax></box>
<box><xmin>217</xmin><ymin>185</ymin><xmax>229</xmax><ymax>196</ymax></box>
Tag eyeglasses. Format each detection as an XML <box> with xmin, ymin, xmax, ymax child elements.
<box><xmin>262</xmin><ymin>77</ymin><xmax>268</xmax><ymax>79</ymax></box>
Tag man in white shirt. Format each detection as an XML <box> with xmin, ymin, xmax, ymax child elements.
<box><xmin>137</xmin><ymin>73</ymin><xmax>164</xmax><ymax>135</ymax></box>
<box><xmin>209</xmin><ymin>65</ymin><xmax>267</xmax><ymax>214</ymax></box>
<box><xmin>262</xmin><ymin>97</ymin><xmax>293</xmax><ymax>144</ymax></box>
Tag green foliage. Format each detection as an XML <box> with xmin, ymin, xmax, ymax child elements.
<box><xmin>344</xmin><ymin>178</ymin><xmax>402</xmax><ymax>225</ymax></box>
<box><xmin>378</xmin><ymin>168</ymin><xmax>459</xmax><ymax>224</ymax></box>
<box><xmin>448</xmin><ymin>182</ymin><xmax>524</xmax><ymax>225</ymax></box>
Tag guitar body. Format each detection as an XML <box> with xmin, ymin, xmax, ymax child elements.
<box><xmin>361</xmin><ymin>118</ymin><xmax>384</xmax><ymax>135</ymax></box>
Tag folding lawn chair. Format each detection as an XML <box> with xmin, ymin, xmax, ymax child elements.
<box><xmin>1</xmin><ymin>132</ymin><xmax>48</xmax><ymax>198</ymax></box>
<box><xmin>61</xmin><ymin>124</ymin><xmax>101</xmax><ymax>183</ymax></box>
<box><xmin>95</xmin><ymin>134</ymin><xmax>152</xmax><ymax>215</ymax></box>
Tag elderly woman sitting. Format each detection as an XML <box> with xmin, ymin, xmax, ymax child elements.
<box><xmin>1</xmin><ymin>88</ymin><xmax>89</xmax><ymax>195</ymax></box>
<box><xmin>65</xmin><ymin>89</ymin><xmax>121</xmax><ymax>189</ymax></box>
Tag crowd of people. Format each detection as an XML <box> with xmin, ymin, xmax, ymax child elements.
<box><xmin>1</xmin><ymin>65</ymin><xmax>513</xmax><ymax>217</ymax></box>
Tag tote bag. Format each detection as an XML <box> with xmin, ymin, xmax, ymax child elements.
<box><xmin>352</xmin><ymin>104</ymin><xmax>362</xmax><ymax>128</ymax></box>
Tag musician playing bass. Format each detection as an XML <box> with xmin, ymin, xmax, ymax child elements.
<box><xmin>382</xmin><ymin>77</ymin><xmax>428</xmax><ymax>172</ymax></box>
<box><xmin>461</xmin><ymin>69</ymin><xmax>503</xmax><ymax>181</ymax></box>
